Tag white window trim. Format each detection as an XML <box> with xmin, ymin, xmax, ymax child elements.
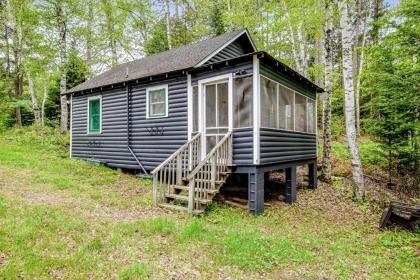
<box><xmin>87</xmin><ymin>95</ymin><xmax>102</xmax><ymax>135</ymax></box>
<box><xmin>260</xmin><ymin>74</ymin><xmax>316</xmax><ymax>135</ymax></box>
<box><xmin>146</xmin><ymin>84</ymin><xmax>169</xmax><ymax>119</ymax></box>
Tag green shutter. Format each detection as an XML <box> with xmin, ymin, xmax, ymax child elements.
<box><xmin>89</xmin><ymin>98</ymin><xmax>101</xmax><ymax>133</ymax></box>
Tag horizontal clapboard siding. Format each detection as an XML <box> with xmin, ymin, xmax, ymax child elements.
<box><xmin>130</xmin><ymin>77</ymin><xmax>188</xmax><ymax>170</ymax></box>
<box><xmin>259</xmin><ymin>128</ymin><xmax>316</xmax><ymax>165</ymax></box>
<box><xmin>71</xmin><ymin>75</ymin><xmax>188</xmax><ymax>171</ymax></box>
<box><xmin>233</xmin><ymin>128</ymin><xmax>253</xmax><ymax>165</ymax></box>
<box><xmin>206</xmin><ymin>40</ymin><xmax>247</xmax><ymax>65</ymax></box>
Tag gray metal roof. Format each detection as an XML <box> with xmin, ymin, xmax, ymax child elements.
<box><xmin>66</xmin><ymin>29</ymin><xmax>248</xmax><ymax>94</ymax></box>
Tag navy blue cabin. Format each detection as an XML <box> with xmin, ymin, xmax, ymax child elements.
<box><xmin>67</xmin><ymin>29</ymin><xmax>323</xmax><ymax>214</ymax></box>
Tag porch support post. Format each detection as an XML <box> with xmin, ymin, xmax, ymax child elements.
<box><xmin>285</xmin><ymin>166</ymin><xmax>297</xmax><ymax>203</ymax></box>
<box><xmin>308</xmin><ymin>161</ymin><xmax>317</xmax><ymax>189</ymax></box>
<box><xmin>248</xmin><ymin>168</ymin><xmax>264</xmax><ymax>215</ymax></box>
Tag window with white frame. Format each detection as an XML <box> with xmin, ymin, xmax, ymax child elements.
<box><xmin>259</xmin><ymin>75</ymin><xmax>315</xmax><ymax>133</ymax></box>
<box><xmin>146</xmin><ymin>85</ymin><xmax>168</xmax><ymax>118</ymax></box>
<box><xmin>88</xmin><ymin>96</ymin><xmax>102</xmax><ymax>134</ymax></box>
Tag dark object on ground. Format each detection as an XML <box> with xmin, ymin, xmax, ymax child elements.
<box><xmin>379</xmin><ymin>201</ymin><xmax>420</xmax><ymax>232</ymax></box>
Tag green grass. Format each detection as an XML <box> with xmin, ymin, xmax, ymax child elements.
<box><xmin>0</xmin><ymin>127</ymin><xmax>418</xmax><ymax>279</ymax></box>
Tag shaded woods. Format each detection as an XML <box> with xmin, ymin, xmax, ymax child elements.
<box><xmin>0</xmin><ymin>0</ymin><xmax>418</xmax><ymax>196</ymax></box>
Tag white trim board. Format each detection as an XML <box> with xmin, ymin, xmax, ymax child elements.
<box><xmin>69</xmin><ymin>94</ymin><xmax>73</xmax><ymax>158</ymax></box>
<box><xmin>194</xmin><ymin>30</ymin><xmax>257</xmax><ymax>68</ymax></box>
<box><xmin>252</xmin><ymin>54</ymin><xmax>260</xmax><ymax>164</ymax></box>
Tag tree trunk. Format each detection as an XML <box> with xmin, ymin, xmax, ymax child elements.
<box><xmin>283</xmin><ymin>2</ymin><xmax>302</xmax><ymax>74</ymax></box>
<box><xmin>57</xmin><ymin>3</ymin><xmax>68</xmax><ymax>134</ymax></box>
<box><xmin>321</xmin><ymin>0</ymin><xmax>333</xmax><ymax>182</ymax></box>
<box><xmin>102</xmin><ymin>0</ymin><xmax>117</xmax><ymax>67</ymax></box>
<box><xmin>6</xmin><ymin>0</ymin><xmax>23</xmax><ymax>126</ymax></box>
<box><xmin>355</xmin><ymin>0</ymin><xmax>371</xmax><ymax>135</ymax></box>
<box><xmin>42</xmin><ymin>81</ymin><xmax>48</xmax><ymax>127</ymax></box>
<box><xmin>163</xmin><ymin>0</ymin><xmax>172</xmax><ymax>49</ymax></box>
<box><xmin>27</xmin><ymin>72</ymin><xmax>42</xmax><ymax>125</ymax></box>
<box><xmin>297</xmin><ymin>22</ymin><xmax>308</xmax><ymax>77</ymax></box>
<box><xmin>86</xmin><ymin>0</ymin><xmax>93</xmax><ymax>75</ymax></box>
<box><xmin>339</xmin><ymin>0</ymin><xmax>365</xmax><ymax>198</ymax></box>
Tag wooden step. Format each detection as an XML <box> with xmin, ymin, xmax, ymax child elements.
<box><xmin>159</xmin><ymin>203</ymin><xmax>204</xmax><ymax>215</ymax></box>
<box><xmin>194</xmin><ymin>179</ymin><xmax>225</xmax><ymax>185</ymax></box>
<box><xmin>166</xmin><ymin>193</ymin><xmax>211</xmax><ymax>204</ymax></box>
<box><xmin>172</xmin><ymin>185</ymin><xmax>219</xmax><ymax>194</ymax></box>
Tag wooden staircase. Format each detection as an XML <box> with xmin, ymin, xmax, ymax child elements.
<box><xmin>151</xmin><ymin>132</ymin><xmax>233</xmax><ymax>214</ymax></box>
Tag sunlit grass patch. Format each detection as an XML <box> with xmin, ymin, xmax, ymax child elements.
<box><xmin>119</xmin><ymin>262</ymin><xmax>152</xmax><ymax>280</ymax></box>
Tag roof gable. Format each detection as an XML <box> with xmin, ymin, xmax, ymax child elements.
<box><xmin>195</xmin><ymin>30</ymin><xmax>257</xmax><ymax>67</ymax></box>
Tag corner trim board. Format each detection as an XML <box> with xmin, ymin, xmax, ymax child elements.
<box><xmin>253</xmin><ymin>55</ymin><xmax>260</xmax><ymax>164</ymax></box>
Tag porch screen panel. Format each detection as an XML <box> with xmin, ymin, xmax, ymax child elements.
<box><xmin>217</xmin><ymin>83</ymin><xmax>229</xmax><ymax>128</ymax></box>
<box><xmin>233</xmin><ymin>76</ymin><xmax>253</xmax><ymax>127</ymax></box>
<box><xmin>278</xmin><ymin>84</ymin><xmax>294</xmax><ymax>130</ymax></box>
<box><xmin>260</xmin><ymin>76</ymin><xmax>277</xmax><ymax>128</ymax></box>
<box><xmin>205</xmin><ymin>84</ymin><xmax>216</xmax><ymax>128</ymax></box>
<box><xmin>192</xmin><ymin>86</ymin><xmax>198</xmax><ymax>132</ymax></box>
<box><xmin>295</xmin><ymin>94</ymin><xmax>307</xmax><ymax>132</ymax></box>
<box><xmin>307</xmin><ymin>98</ymin><xmax>316</xmax><ymax>133</ymax></box>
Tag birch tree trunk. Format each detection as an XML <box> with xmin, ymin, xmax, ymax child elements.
<box><xmin>297</xmin><ymin>22</ymin><xmax>308</xmax><ymax>77</ymax></box>
<box><xmin>355</xmin><ymin>0</ymin><xmax>372</xmax><ymax>135</ymax></box>
<box><xmin>163</xmin><ymin>0</ymin><xmax>172</xmax><ymax>49</ymax></box>
<box><xmin>6</xmin><ymin>0</ymin><xmax>23</xmax><ymax>126</ymax></box>
<box><xmin>27</xmin><ymin>72</ymin><xmax>41</xmax><ymax>125</ymax></box>
<box><xmin>102</xmin><ymin>0</ymin><xmax>117</xmax><ymax>67</ymax></box>
<box><xmin>42</xmin><ymin>81</ymin><xmax>48</xmax><ymax>127</ymax></box>
<box><xmin>57</xmin><ymin>3</ymin><xmax>68</xmax><ymax>134</ymax></box>
<box><xmin>339</xmin><ymin>0</ymin><xmax>365</xmax><ymax>198</ymax></box>
<box><xmin>321</xmin><ymin>0</ymin><xmax>333</xmax><ymax>182</ymax></box>
<box><xmin>283</xmin><ymin>2</ymin><xmax>302</xmax><ymax>74</ymax></box>
<box><xmin>86</xmin><ymin>0</ymin><xmax>94</xmax><ymax>75</ymax></box>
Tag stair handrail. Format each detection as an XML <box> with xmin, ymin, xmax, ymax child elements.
<box><xmin>151</xmin><ymin>133</ymin><xmax>201</xmax><ymax>175</ymax></box>
<box><xmin>187</xmin><ymin>131</ymin><xmax>232</xmax><ymax>212</ymax></box>
<box><xmin>151</xmin><ymin>133</ymin><xmax>201</xmax><ymax>205</ymax></box>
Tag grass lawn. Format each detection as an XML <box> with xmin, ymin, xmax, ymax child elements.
<box><xmin>0</xmin><ymin>128</ymin><xmax>418</xmax><ymax>279</ymax></box>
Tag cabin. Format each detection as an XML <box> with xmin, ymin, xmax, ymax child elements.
<box><xmin>66</xmin><ymin>29</ymin><xmax>323</xmax><ymax>215</ymax></box>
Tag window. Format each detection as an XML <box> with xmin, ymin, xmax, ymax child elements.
<box><xmin>295</xmin><ymin>93</ymin><xmax>307</xmax><ymax>132</ymax></box>
<box><xmin>260</xmin><ymin>76</ymin><xmax>277</xmax><ymax>128</ymax></box>
<box><xmin>259</xmin><ymin>75</ymin><xmax>316</xmax><ymax>133</ymax></box>
<box><xmin>146</xmin><ymin>85</ymin><xmax>168</xmax><ymax>118</ymax></box>
<box><xmin>88</xmin><ymin>96</ymin><xmax>101</xmax><ymax>134</ymax></box>
<box><xmin>278</xmin><ymin>84</ymin><xmax>294</xmax><ymax>130</ymax></box>
<box><xmin>233</xmin><ymin>76</ymin><xmax>253</xmax><ymax>127</ymax></box>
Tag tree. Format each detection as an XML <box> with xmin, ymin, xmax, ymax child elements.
<box><xmin>363</xmin><ymin>0</ymin><xmax>420</xmax><ymax>188</ymax></box>
<box><xmin>321</xmin><ymin>0</ymin><xmax>334</xmax><ymax>182</ymax></box>
<box><xmin>339</xmin><ymin>0</ymin><xmax>365</xmax><ymax>198</ymax></box>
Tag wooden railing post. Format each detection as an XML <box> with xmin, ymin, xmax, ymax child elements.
<box><xmin>176</xmin><ymin>154</ymin><xmax>182</xmax><ymax>185</ymax></box>
<box><xmin>152</xmin><ymin>175</ymin><xmax>158</xmax><ymax>205</ymax></box>
<box><xmin>211</xmin><ymin>156</ymin><xmax>216</xmax><ymax>189</ymax></box>
<box><xmin>188</xmin><ymin>179</ymin><xmax>195</xmax><ymax>213</ymax></box>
